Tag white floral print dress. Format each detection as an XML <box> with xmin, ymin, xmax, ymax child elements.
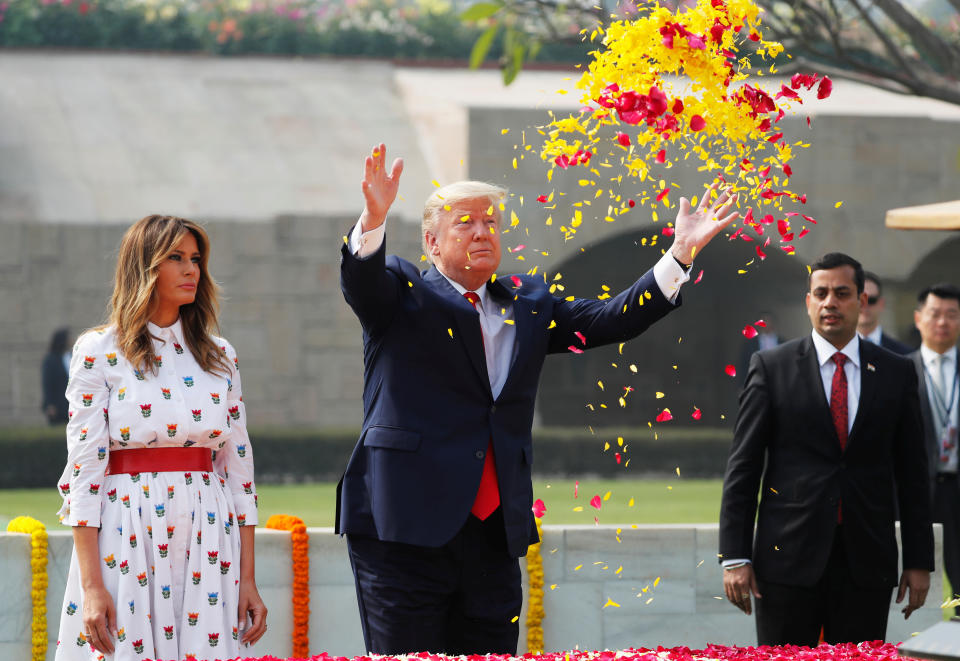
<box><xmin>54</xmin><ymin>320</ymin><xmax>258</xmax><ymax>661</ymax></box>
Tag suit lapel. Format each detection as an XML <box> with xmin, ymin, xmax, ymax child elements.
<box><xmin>423</xmin><ymin>267</ymin><xmax>491</xmax><ymax>393</ymax></box>
<box><xmin>848</xmin><ymin>339</ymin><xmax>876</xmax><ymax>445</ymax></box>
<box><xmin>797</xmin><ymin>336</ymin><xmax>841</xmax><ymax>448</ymax></box>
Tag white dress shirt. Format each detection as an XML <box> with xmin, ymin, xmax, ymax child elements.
<box><xmin>811</xmin><ymin>330</ymin><xmax>861</xmax><ymax>433</ymax></box>
<box><xmin>863</xmin><ymin>326</ymin><xmax>884</xmax><ymax>346</ymax></box>
<box><xmin>349</xmin><ymin>219</ymin><xmax>690</xmax><ymax>398</ymax></box>
<box><xmin>920</xmin><ymin>344</ymin><xmax>959</xmax><ymax>473</ymax></box>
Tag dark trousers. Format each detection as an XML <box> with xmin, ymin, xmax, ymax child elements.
<box><xmin>756</xmin><ymin>530</ymin><xmax>893</xmax><ymax>646</ymax></box>
<box><xmin>935</xmin><ymin>473</ymin><xmax>960</xmax><ymax>615</ymax></box>
<box><xmin>346</xmin><ymin>508</ymin><xmax>522</xmax><ymax>655</ymax></box>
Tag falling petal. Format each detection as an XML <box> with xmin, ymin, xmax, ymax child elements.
<box><xmin>742</xmin><ymin>325</ymin><xmax>758</xmax><ymax>339</ymax></box>
<box><xmin>817</xmin><ymin>76</ymin><xmax>833</xmax><ymax>99</ymax></box>
<box><xmin>689</xmin><ymin>115</ymin><xmax>706</xmax><ymax>131</ymax></box>
<box><xmin>590</xmin><ymin>494</ymin><xmax>602</xmax><ymax>510</ymax></box>
<box><xmin>655</xmin><ymin>408</ymin><xmax>673</xmax><ymax>422</ymax></box>
<box><xmin>532</xmin><ymin>498</ymin><xmax>547</xmax><ymax>517</ymax></box>
<box><xmin>694</xmin><ymin>269</ymin><xmax>704</xmax><ymax>284</ymax></box>
<box><xmin>725</xmin><ymin>365</ymin><xmax>737</xmax><ymax>377</ymax></box>
<box><xmin>602</xmin><ymin>598</ymin><xmax>621</xmax><ymax>609</ymax></box>
<box><xmin>575</xmin><ymin>331</ymin><xmax>587</xmax><ymax>345</ymax></box>
<box><xmin>692</xmin><ymin>407</ymin><xmax>702</xmax><ymax>420</ymax></box>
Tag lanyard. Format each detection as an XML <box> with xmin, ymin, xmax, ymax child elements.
<box><xmin>924</xmin><ymin>359</ymin><xmax>959</xmax><ymax>429</ymax></box>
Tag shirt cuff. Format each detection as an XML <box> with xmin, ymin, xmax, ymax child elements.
<box><xmin>60</xmin><ymin>497</ymin><xmax>102</xmax><ymax>528</ymax></box>
<box><xmin>653</xmin><ymin>251</ymin><xmax>691</xmax><ymax>303</ymax></box>
<box><xmin>722</xmin><ymin>558</ymin><xmax>752</xmax><ymax>568</ymax></box>
<box><xmin>232</xmin><ymin>492</ymin><xmax>259</xmax><ymax>527</ymax></box>
<box><xmin>349</xmin><ymin>219</ymin><xmax>385</xmax><ymax>258</ymax></box>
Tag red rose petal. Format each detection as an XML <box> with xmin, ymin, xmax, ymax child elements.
<box><xmin>616</xmin><ymin>132</ymin><xmax>631</xmax><ymax>147</ymax></box>
<box><xmin>590</xmin><ymin>494</ymin><xmax>602</xmax><ymax>510</ymax></box>
<box><xmin>742</xmin><ymin>325</ymin><xmax>758</xmax><ymax>339</ymax></box>
<box><xmin>537</xmin><ymin>195</ymin><xmax>548</xmax><ymax>203</ymax></box>
<box><xmin>656</xmin><ymin>408</ymin><xmax>673</xmax><ymax>422</ymax></box>
<box><xmin>567</xmin><ymin>346</ymin><xmax>584</xmax><ymax>354</ymax></box>
<box><xmin>725</xmin><ymin>364</ymin><xmax>737</xmax><ymax>377</ymax></box>
<box><xmin>817</xmin><ymin>76</ymin><xmax>833</xmax><ymax>99</ymax></box>
<box><xmin>532</xmin><ymin>498</ymin><xmax>546</xmax><ymax>517</ymax></box>
<box><xmin>574</xmin><ymin>331</ymin><xmax>586</xmax><ymax>345</ymax></box>
<box><xmin>656</xmin><ymin>187</ymin><xmax>671</xmax><ymax>202</ymax></box>
<box><xmin>656</xmin><ymin>149</ymin><xmax>666</xmax><ymax>163</ymax></box>
<box><xmin>662</xmin><ymin>227</ymin><xmax>675</xmax><ymax>237</ymax></box>
<box><xmin>694</xmin><ymin>269</ymin><xmax>704</xmax><ymax>284</ymax></box>
<box><xmin>628</xmin><ymin>199</ymin><xmax>636</xmax><ymax>208</ymax></box>
<box><xmin>689</xmin><ymin>115</ymin><xmax>706</xmax><ymax>131</ymax></box>
<box><xmin>692</xmin><ymin>407</ymin><xmax>702</xmax><ymax>420</ymax></box>
<box><xmin>755</xmin><ymin>319</ymin><xmax>766</xmax><ymax>328</ymax></box>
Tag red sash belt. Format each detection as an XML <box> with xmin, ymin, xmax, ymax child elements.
<box><xmin>106</xmin><ymin>447</ymin><xmax>212</xmax><ymax>475</ymax></box>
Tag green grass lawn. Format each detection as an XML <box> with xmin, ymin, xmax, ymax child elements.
<box><xmin>3</xmin><ymin>479</ymin><xmax>953</xmax><ymax>614</ymax></box>
<box><xmin>0</xmin><ymin>478</ymin><xmax>720</xmax><ymax>529</ymax></box>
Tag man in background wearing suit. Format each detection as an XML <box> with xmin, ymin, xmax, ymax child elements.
<box><xmin>858</xmin><ymin>271</ymin><xmax>911</xmax><ymax>355</ymax></box>
<box><xmin>337</xmin><ymin>144</ymin><xmax>739</xmax><ymax>655</ymax></box>
<box><xmin>910</xmin><ymin>283</ymin><xmax>960</xmax><ymax>613</ymax></box>
<box><xmin>719</xmin><ymin>253</ymin><xmax>933</xmax><ymax>646</ymax></box>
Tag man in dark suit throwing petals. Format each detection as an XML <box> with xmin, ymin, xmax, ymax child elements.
<box><xmin>337</xmin><ymin>143</ymin><xmax>739</xmax><ymax>655</ymax></box>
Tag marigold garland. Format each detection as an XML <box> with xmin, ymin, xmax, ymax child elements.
<box><xmin>265</xmin><ymin>514</ymin><xmax>311</xmax><ymax>658</ymax></box>
<box><xmin>526</xmin><ymin>517</ymin><xmax>545</xmax><ymax>653</ymax></box>
<box><xmin>6</xmin><ymin>516</ymin><xmax>49</xmax><ymax>661</ymax></box>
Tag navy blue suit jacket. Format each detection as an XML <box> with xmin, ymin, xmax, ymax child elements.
<box><xmin>337</xmin><ymin>239</ymin><xmax>678</xmax><ymax>558</ymax></box>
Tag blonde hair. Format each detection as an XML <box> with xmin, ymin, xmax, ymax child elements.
<box><xmin>422</xmin><ymin>181</ymin><xmax>507</xmax><ymax>262</ymax></box>
<box><xmin>101</xmin><ymin>215</ymin><xmax>230</xmax><ymax>377</ymax></box>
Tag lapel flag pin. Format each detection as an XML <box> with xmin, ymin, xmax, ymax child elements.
<box><xmin>866</xmin><ymin>363</ymin><xmax>876</xmax><ymax>372</ymax></box>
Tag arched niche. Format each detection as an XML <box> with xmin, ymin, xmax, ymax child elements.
<box><xmin>535</xmin><ymin>226</ymin><xmax>813</xmax><ymax>430</ymax></box>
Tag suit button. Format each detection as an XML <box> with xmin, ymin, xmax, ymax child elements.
<box><xmin>490</xmin><ymin>405</ymin><xmax>497</xmax><ymax>413</ymax></box>
<box><xmin>475</xmin><ymin>450</ymin><xmax>485</xmax><ymax>459</ymax></box>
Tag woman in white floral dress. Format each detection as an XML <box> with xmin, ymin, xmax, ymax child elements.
<box><xmin>55</xmin><ymin>215</ymin><xmax>268</xmax><ymax>661</ymax></box>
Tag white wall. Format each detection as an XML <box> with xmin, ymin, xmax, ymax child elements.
<box><xmin>0</xmin><ymin>525</ymin><xmax>944</xmax><ymax>660</ymax></box>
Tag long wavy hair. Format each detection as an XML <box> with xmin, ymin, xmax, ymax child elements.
<box><xmin>103</xmin><ymin>215</ymin><xmax>230</xmax><ymax>377</ymax></box>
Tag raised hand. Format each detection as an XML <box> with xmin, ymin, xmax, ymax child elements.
<box><xmin>670</xmin><ymin>180</ymin><xmax>739</xmax><ymax>266</ymax></box>
<box><xmin>360</xmin><ymin>143</ymin><xmax>404</xmax><ymax>232</ymax></box>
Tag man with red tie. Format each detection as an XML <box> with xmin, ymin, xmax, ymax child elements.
<box><xmin>337</xmin><ymin>143</ymin><xmax>739</xmax><ymax>655</ymax></box>
<box><xmin>719</xmin><ymin>252</ymin><xmax>934</xmax><ymax>646</ymax></box>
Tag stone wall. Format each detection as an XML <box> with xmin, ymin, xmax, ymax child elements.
<box><xmin>0</xmin><ymin>213</ymin><xmax>423</xmax><ymax>428</ymax></box>
<box><xmin>0</xmin><ymin>525</ymin><xmax>944</xmax><ymax>659</ymax></box>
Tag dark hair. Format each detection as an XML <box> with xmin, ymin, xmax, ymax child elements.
<box><xmin>863</xmin><ymin>271</ymin><xmax>882</xmax><ymax>296</ymax></box>
<box><xmin>48</xmin><ymin>327</ymin><xmax>70</xmax><ymax>354</ymax></box>
<box><xmin>917</xmin><ymin>283</ymin><xmax>960</xmax><ymax>308</ymax></box>
<box><xmin>809</xmin><ymin>253</ymin><xmax>865</xmax><ymax>294</ymax></box>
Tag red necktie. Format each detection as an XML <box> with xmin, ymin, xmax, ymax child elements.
<box><xmin>463</xmin><ymin>291</ymin><xmax>501</xmax><ymax>520</ymax></box>
<box><xmin>830</xmin><ymin>352</ymin><xmax>848</xmax><ymax>523</ymax></box>
<box><xmin>830</xmin><ymin>352</ymin><xmax>848</xmax><ymax>450</ymax></box>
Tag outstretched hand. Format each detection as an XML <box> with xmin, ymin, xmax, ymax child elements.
<box><xmin>360</xmin><ymin>143</ymin><xmax>404</xmax><ymax>233</ymax></box>
<box><xmin>670</xmin><ymin>180</ymin><xmax>739</xmax><ymax>266</ymax></box>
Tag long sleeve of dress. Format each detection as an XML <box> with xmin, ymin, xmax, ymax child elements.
<box><xmin>213</xmin><ymin>340</ymin><xmax>258</xmax><ymax>527</ymax></box>
<box><xmin>57</xmin><ymin>331</ymin><xmax>111</xmax><ymax>527</ymax></box>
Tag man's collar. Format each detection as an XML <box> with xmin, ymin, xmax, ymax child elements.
<box><xmin>436</xmin><ymin>268</ymin><xmax>490</xmax><ymax>308</ymax></box>
<box><xmin>862</xmin><ymin>326</ymin><xmax>883</xmax><ymax>345</ymax></box>
<box><xmin>920</xmin><ymin>343</ymin><xmax>956</xmax><ymax>364</ymax></box>
<box><xmin>811</xmin><ymin>329</ymin><xmax>860</xmax><ymax>367</ymax></box>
